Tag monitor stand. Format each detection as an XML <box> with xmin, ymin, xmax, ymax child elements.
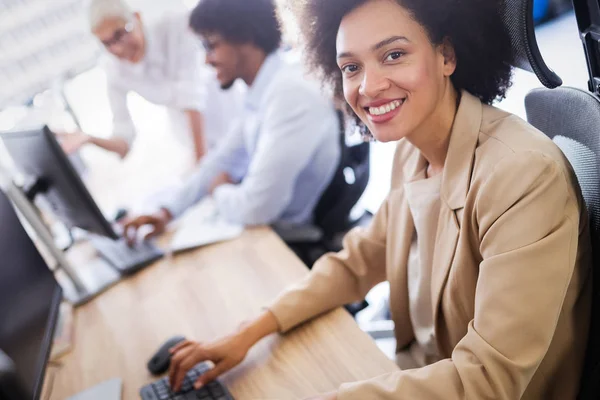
<box><xmin>4</xmin><ymin>181</ymin><xmax>121</xmax><ymax>307</ymax></box>
<box><xmin>53</xmin><ymin>257</ymin><xmax>120</xmax><ymax>307</ymax></box>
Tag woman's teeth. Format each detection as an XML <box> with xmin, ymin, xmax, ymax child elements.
<box><xmin>368</xmin><ymin>99</ymin><xmax>403</xmax><ymax>116</ymax></box>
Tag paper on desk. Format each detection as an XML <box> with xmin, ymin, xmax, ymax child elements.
<box><xmin>66</xmin><ymin>378</ymin><xmax>122</xmax><ymax>400</ymax></box>
<box><xmin>169</xmin><ymin>198</ymin><xmax>243</xmax><ymax>253</ymax></box>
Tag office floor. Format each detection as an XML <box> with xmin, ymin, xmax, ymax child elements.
<box><xmin>57</xmin><ymin>9</ymin><xmax>593</xmax><ymax>360</ymax></box>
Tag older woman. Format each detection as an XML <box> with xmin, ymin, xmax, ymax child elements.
<box><xmin>168</xmin><ymin>0</ymin><xmax>592</xmax><ymax>399</ymax></box>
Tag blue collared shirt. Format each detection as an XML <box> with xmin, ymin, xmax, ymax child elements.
<box><xmin>163</xmin><ymin>51</ymin><xmax>341</xmax><ymax>226</ymax></box>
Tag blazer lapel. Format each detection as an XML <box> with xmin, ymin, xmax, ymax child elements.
<box><xmin>431</xmin><ymin>91</ymin><xmax>483</xmax><ymax>329</ymax></box>
<box><xmin>431</xmin><ymin>205</ymin><xmax>461</xmax><ymax>330</ymax></box>
<box><xmin>389</xmin><ymin>140</ymin><xmax>428</xmax><ymax>350</ymax></box>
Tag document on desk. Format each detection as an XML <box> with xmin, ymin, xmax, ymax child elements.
<box><xmin>66</xmin><ymin>378</ymin><xmax>122</xmax><ymax>400</ymax></box>
<box><xmin>169</xmin><ymin>198</ymin><xmax>243</xmax><ymax>253</ymax></box>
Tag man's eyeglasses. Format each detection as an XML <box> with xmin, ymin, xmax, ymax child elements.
<box><xmin>101</xmin><ymin>22</ymin><xmax>134</xmax><ymax>48</ymax></box>
<box><xmin>201</xmin><ymin>38</ymin><xmax>221</xmax><ymax>53</ymax></box>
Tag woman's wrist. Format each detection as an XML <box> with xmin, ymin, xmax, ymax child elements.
<box><xmin>237</xmin><ymin>310</ymin><xmax>279</xmax><ymax>348</ymax></box>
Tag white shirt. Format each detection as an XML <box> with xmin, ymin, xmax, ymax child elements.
<box><xmin>397</xmin><ymin>168</ymin><xmax>443</xmax><ymax>369</ymax></box>
<box><xmin>163</xmin><ymin>51</ymin><xmax>341</xmax><ymax>226</ymax></box>
<box><xmin>103</xmin><ymin>11</ymin><xmax>244</xmax><ymax>149</ymax></box>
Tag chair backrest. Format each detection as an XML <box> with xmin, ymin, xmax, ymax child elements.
<box><xmin>525</xmin><ymin>87</ymin><xmax>600</xmax><ymax>400</ymax></box>
<box><xmin>503</xmin><ymin>0</ymin><xmax>600</xmax><ymax>396</ymax></box>
<box><xmin>313</xmin><ymin>112</ymin><xmax>370</xmax><ymax>238</ymax></box>
<box><xmin>501</xmin><ymin>0</ymin><xmax>562</xmax><ymax>88</ymax></box>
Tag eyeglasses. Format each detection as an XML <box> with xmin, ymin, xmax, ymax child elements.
<box><xmin>201</xmin><ymin>37</ymin><xmax>221</xmax><ymax>54</ymax></box>
<box><xmin>100</xmin><ymin>22</ymin><xmax>134</xmax><ymax>48</ymax></box>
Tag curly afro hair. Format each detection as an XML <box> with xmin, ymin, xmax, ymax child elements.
<box><xmin>287</xmin><ymin>0</ymin><xmax>514</xmax><ymax>106</ymax></box>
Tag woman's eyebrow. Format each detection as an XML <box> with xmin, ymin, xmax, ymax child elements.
<box><xmin>372</xmin><ymin>35</ymin><xmax>410</xmax><ymax>50</ymax></box>
<box><xmin>337</xmin><ymin>35</ymin><xmax>410</xmax><ymax>60</ymax></box>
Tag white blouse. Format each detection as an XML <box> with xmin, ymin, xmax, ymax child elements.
<box><xmin>397</xmin><ymin>168</ymin><xmax>443</xmax><ymax>370</ymax></box>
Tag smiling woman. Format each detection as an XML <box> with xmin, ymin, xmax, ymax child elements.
<box><xmin>290</xmin><ymin>0</ymin><xmax>513</xmax><ymax>142</ymax></box>
<box><xmin>267</xmin><ymin>0</ymin><xmax>591</xmax><ymax>398</ymax></box>
<box><xmin>149</xmin><ymin>1</ymin><xmax>593</xmax><ymax>399</ymax></box>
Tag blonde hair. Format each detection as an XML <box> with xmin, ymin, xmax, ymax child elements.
<box><xmin>87</xmin><ymin>0</ymin><xmax>134</xmax><ymax>30</ymax></box>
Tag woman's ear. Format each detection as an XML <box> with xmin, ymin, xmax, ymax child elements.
<box><xmin>440</xmin><ymin>38</ymin><xmax>457</xmax><ymax>76</ymax></box>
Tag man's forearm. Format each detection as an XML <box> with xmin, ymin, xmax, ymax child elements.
<box><xmin>89</xmin><ymin>136</ymin><xmax>130</xmax><ymax>158</ymax></box>
<box><xmin>186</xmin><ymin>109</ymin><xmax>206</xmax><ymax>162</ymax></box>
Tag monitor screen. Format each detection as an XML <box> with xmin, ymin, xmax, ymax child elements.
<box><xmin>0</xmin><ymin>126</ymin><xmax>117</xmax><ymax>239</ymax></box>
<box><xmin>0</xmin><ymin>187</ymin><xmax>62</xmax><ymax>399</ymax></box>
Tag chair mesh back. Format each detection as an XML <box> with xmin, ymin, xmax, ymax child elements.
<box><xmin>313</xmin><ymin>112</ymin><xmax>370</xmax><ymax>237</ymax></box>
<box><xmin>525</xmin><ymin>87</ymin><xmax>600</xmax><ymax>399</ymax></box>
<box><xmin>501</xmin><ymin>0</ymin><xmax>563</xmax><ymax>88</ymax></box>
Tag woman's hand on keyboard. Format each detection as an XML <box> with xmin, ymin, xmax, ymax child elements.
<box><xmin>168</xmin><ymin>334</ymin><xmax>251</xmax><ymax>392</ymax></box>
<box><xmin>168</xmin><ymin>310</ymin><xmax>279</xmax><ymax>392</ymax></box>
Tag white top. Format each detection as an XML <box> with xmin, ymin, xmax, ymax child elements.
<box><xmin>103</xmin><ymin>11</ymin><xmax>244</xmax><ymax>149</ymax></box>
<box><xmin>162</xmin><ymin>51</ymin><xmax>341</xmax><ymax>226</ymax></box>
<box><xmin>398</xmin><ymin>168</ymin><xmax>443</xmax><ymax>369</ymax></box>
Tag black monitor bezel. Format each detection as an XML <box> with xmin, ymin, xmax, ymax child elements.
<box><xmin>0</xmin><ymin>126</ymin><xmax>119</xmax><ymax>240</ymax></box>
<box><xmin>31</xmin><ymin>286</ymin><xmax>62</xmax><ymax>400</ymax></box>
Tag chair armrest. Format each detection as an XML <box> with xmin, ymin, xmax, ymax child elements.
<box><xmin>360</xmin><ymin>319</ymin><xmax>395</xmax><ymax>340</ymax></box>
<box><xmin>273</xmin><ymin>224</ymin><xmax>324</xmax><ymax>244</ymax></box>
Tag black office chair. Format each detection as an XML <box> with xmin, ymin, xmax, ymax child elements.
<box><xmin>313</xmin><ymin>115</ymin><xmax>371</xmax><ymax>239</ymax></box>
<box><xmin>277</xmin><ymin>111</ymin><xmax>372</xmax><ymax>268</ymax></box>
<box><xmin>521</xmin><ymin>0</ymin><xmax>600</xmax><ymax>396</ymax></box>
<box><xmin>503</xmin><ymin>0</ymin><xmax>600</xmax><ymax>396</ymax></box>
<box><xmin>525</xmin><ymin>87</ymin><xmax>599</xmax><ymax>400</ymax></box>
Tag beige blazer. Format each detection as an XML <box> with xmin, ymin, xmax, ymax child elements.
<box><xmin>269</xmin><ymin>91</ymin><xmax>592</xmax><ymax>399</ymax></box>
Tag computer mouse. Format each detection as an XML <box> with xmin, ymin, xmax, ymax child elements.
<box><xmin>147</xmin><ymin>335</ymin><xmax>186</xmax><ymax>376</ymax></box>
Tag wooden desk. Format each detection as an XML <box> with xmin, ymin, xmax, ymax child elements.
<box><xmin>45</xmin><ymin>228</ymin><xmax>398</xmax><ymax>399</ymax></box>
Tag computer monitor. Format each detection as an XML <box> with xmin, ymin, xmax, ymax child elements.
<box><xmin>0</xmin><ymin>126</ymin><xmax>118</xmax><ymax>240</ymax></box>
<box><xmin>0</xmin><ymin>187</ymin><xmax>62</xmax><ymax>399</ymax></box>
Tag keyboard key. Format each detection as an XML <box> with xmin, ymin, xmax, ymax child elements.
<box><xmin>195</xmin><ymin>388</ymin><xmax>212</xmax><ymax>399</ymax></box>
<box><xmin>181</xmin><ymin>381</ymin><xmax>193</xmax><ymax>392</ymax></box>
<box><xmin>90</xmin><ymin>236</ymin><xmax>164</xmax><ymax>274</ymax></box>
<box><xmin>140</xmin><ymin>386</ymin><xmax>160</xmax><ymax>400</ymax></box>
<box><xmin>210</xmin><ymin>386</ymin><xmax>225</xmax><ymax>397</ymax></box>
<box><xmin>156</xmin><ymin>391</ymin><xmax>171</xmax><ymax>400</ymax></box>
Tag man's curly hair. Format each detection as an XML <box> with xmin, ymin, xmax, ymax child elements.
<box><xmin>286</xmin><ymin>0</ymin><xmax>514</xmax><ymax>106</ymax></box>
<box><xmin>190</xmin><ymin>0</ymin><xmax>281</xmax><ymax>54</ymax></box>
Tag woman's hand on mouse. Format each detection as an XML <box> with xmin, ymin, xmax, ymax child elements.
<box><xmin>168</xmin><ymin>310</ymin><xmax>280</xmax><ymax>392</ymax></box>
<box><xmin>168</xmin><ymin>334</ymin><xmax>250</xmax><ymax>392</ymax></box>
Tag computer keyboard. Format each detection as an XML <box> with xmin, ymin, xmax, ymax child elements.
<box><xmin>89</xmin><ymin>236</ymin><xmax>164</xmax><ymax>275</ymax></box>
<box><xmin>140</xmin><ymin>362</ymin><xmax>234</xmax><ymax>400</ymax></box>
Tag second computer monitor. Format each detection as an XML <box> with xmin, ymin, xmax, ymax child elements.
<box><xmin>0</xmin><ymin>187</ymin><xmax>62</xmax><ymax>399</ymax></box>
<box><xmin>1</xmin><ymin>126</ymin><xmax>118</xmax><ymax>239</ymax></box>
